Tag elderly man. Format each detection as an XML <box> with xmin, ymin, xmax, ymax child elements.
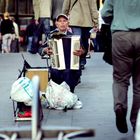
<box><xmin>39</xmin><ymin>14</ymin><xmax>85</xmax><ymax>93</ymax></box>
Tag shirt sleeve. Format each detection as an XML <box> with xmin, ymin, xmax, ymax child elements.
<box><xmin>101</xmin><ymin>0</ymin><xmax>113</xmax><ymax>25</ymax></box>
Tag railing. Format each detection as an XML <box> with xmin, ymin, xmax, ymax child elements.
<box><xmin>0</xmin><ymin>76</ymin><xmax>95</xmax><ymax>140</ymax></box>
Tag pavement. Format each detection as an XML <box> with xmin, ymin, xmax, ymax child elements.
<box><xmin>0</xmin><ymin>52</ymin><xmax>135</xmax><ymax>140</ymax></box>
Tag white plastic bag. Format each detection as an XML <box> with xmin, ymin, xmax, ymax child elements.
<box><xmin>45</xmin><ymin>80</ymin><xmax>78</xmax><ymax>109</ymax></box>
<box><xmin>10</xmin><ymin>77</ymin><xmax>33</xmax><ymax>106</ymax></box>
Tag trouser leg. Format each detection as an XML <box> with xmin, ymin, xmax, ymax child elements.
<box><xmin>2</xmin><ymin>34</ymin><xmax>12</xmax><ymax>53</ymax></box>
<box><xmin>63</xmin><ymin>70</ymin><xmax>81</xmax><ymax>93</ymax></box>
<box><xmin>41</xmin><ymin>18</ymin><xmax>51</xmax><ymax>38</ymax></box>
<box><xmin>130</xmin><ymin>32</ymin><xmax>140</xmax><ymax>128</ymax></box>
<box><xmin>50</xmin><ymin>69</ymin><xmax>81</xmax><ymax>93</ymax></box>
<box><xmin>112</xmin><ymin>32</ymin><xmax>133</xmax><ymax>111</ymax></box>
<box><xmin>112</xmin><ymin>31</ymin><xmax>140</xmax><ymax>130</ymax></box>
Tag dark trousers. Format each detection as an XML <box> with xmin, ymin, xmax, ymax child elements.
<box><xmin>50</xmin><ymin>69</ymin><xmax>81</xmax><ymax>92</ymax></box>
<box><xmin>10</xmin><ymin>39</ymin><xmax>19</xmax><ymax>52</ymax></box>
<box><xmin>112</xmin><ymin>31</ymin><xmax>140</xmax><ymax>128</ymax></box>
<box><xmin>31</xmin><ymin>18</ymin><xmax>51</xmax><ymax>54</ymax></box>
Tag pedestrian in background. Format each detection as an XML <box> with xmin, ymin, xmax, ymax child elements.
<box><xmin>25</xmin><ymin>17</ymin><xmax>37</xmax><ymax>52</ymax></box>
<box><xmin>1</xmin><ymin>12</ymin><xmax>14</xmax><ymax>53</ymax></box>
<box><xmin>62</xmin><ymin>0</ymin><xmax>99</xmax><ymax>69</ymax></box>
<box><xmin>96</xmin><ymin>0</ymin><xmax>112</xmax><ymax>64</ymax></box>
<box><xmin>31</xmin><ymin>0</ymin><xmax>52</xmax><ymax>53</ymax></box>
<box><xmin>101</xmin><ymin>0</ymin><xmax>140</xmax><ymax>133</ymax></box>
<box><xmin>10</xmin><ymin>16</ymin><xmax>20</xmax><ymax>52</ymax></box>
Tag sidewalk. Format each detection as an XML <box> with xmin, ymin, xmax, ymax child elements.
<box><xmin>0</xmin><ymin>52</ymin><xmax>134</xmax><ymax>140</ymax></box>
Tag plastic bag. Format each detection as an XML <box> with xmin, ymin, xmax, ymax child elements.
<box><xmin>10</xmin><ymin>77</ymin><xmax>33</xmax><ymax>106</ymax></box>
<box><xmin>45</xmin><ymin>80</ymin><xmax>78</xmax><ymax>110</ymax></box>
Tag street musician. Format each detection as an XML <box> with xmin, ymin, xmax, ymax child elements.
<box><xmin>39</xmin><ymin>14</ymin><xmax>85</xmax><ymax>92</ymax></box>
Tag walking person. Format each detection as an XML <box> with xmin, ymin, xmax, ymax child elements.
<box><xmin>10</xmin><ymin>16</ymin><xmax>20</xmax><ymax>52</ymax></box>
<box><xmin>25</xmin><ymin>17</ymin><xmax>37</xmax><ymax>52</ymax></box>
<box><xmin>1</xmin><ymin>12</ymin><xmax>14</xmax><ymax>53</ymax></box>
<box><xmin>32</xmin><ymin>0</ymin><xmax>52</xmax><ymax>53</ymax></box>
<box><xmin>101</xmin><ymin>0</ymin><xmax>140</xmax><ymax>133</ymax></box>
<box><xmin>62</xmin><ymin>0</ymin><xmax>99</xmax><ymax>69</ymax></box>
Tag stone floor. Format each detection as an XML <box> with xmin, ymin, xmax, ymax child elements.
<box><xmin>0</xmin><ymin>52</ymin><xmax>135</xmax><ymax>140</ymax></box>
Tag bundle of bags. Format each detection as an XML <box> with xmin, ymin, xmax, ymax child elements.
<box><xmin>10</xmin><ymin>77</ymin><xmax>82</xmax><ymax>110</ymax></box>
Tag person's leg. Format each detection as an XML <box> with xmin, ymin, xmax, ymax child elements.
<box><xmin>41</xmin><ymin>18</ymin><xmax>51</xmax><ymax>39</ymax></box>
<box><xmin>2</xmin><ymin>34</ymin><xmax>11</xmax><ymax>53</ymax></box>
<box><xmin>81</xmin><ymin>27</ymin><xmax>91</xmax><ymax>54</ymax></box>
<box><xmin>79</xmin><ymin>27</ymin><xmax>91</xmax><ymax>68</ymax></box>
<box><xmin>112</xmin><ymin>31</ymin><xmax>133</xmax><ymax>133</ymax></box>
<box><xmin>2</xmin><ymin>34</ymin><xmax>7</xmax><ymax>53</ymax></box>
<box><xmin>27</xmin><ymin>37</ymin><xmax>33</xmax><ymax>52</ymax></box>
<box><xmin>7</xmin><ymin>34</ymin><xmax>13</xmax><ymax>52</ymax></box>
<box><xmin>31</xmin><ymin>19</ymin><xmax>44</xmax><ymax>54</ymax></box>
<box><xmin>130</xmin><ymin>31</ymin><xmax>140</xmax><ymax>132</ymax></box>
<box><xmin>50</xmin><ymin>69</ymin><xmax>63</xmax><ymax>84</ymax></box>
<box><xmin>63</xmin><ymin>69</ymin><xmax>81</xmax><ymax>93</ymax></box>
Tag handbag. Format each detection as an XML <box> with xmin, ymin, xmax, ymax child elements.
<box><xmin>100</xmin><ymin>24</ymin><xmax>112</xmax><ymax>65</ymax></box>
<box><xmin>103</xmin><ymin>46</ymin><xmax>112</xmax><ymax>65</ymax></box>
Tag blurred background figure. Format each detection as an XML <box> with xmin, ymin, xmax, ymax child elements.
<box><xmin>51</xmin><ymin>0</ymin><xmax>64</xmax><ymax>29</ymax></box>
<box><xmin>25</xmin><ymin>17</ymin><xmax>37</xmax><ymax>52</ymax></box>
<box><xmin>10</xmin><ymin>16</ymin><xmax>20</xmax><ymax>52</ymax></box>
<box><xmin>0</xmin><ymin>16</ymin><xmax>3</xmax><ymax>52</ymax></box>
<box><xmin>62</xmin><ymin>0</ymin><xmax>99</xmax><ymax>69</ymax></box>
<box><xmin>94</xmin><ymin>0</ymin><xmax>112</xmax><ymax>65</ymax></box>
<box><xmin>31</xmin><ymin>0</ymin><xmax>52</xmax><ymax>54</ymax></box>
<box><xmin>1</xmin><ymin>12</ymin><xmax>14</xmax><ymax>53</ymax></box>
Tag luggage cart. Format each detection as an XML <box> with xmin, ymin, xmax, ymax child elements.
<box><xmin>1</xmin><ymin>76</ymin><xmax>95</xmax><ymax>140</ymax></box>
<box><xmin>12</xmin><ymin>54</ymin><xmax>48</xmax><ymax>121</ymax></box>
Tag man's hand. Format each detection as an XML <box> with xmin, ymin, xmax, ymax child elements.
<box><xmin>73</xmin><ymin>48</ymin><xmax>85</xmax><ymax>56</ymax></box>
<box><xmin>35</xmin><ymin>20</ymin><xmax>39</xmax><ymax>25</ymax></box>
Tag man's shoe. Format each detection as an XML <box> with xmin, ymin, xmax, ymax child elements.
<box><xmin>133</xmin><ymin>126</ymin><xmax>135</xmax><ymax>133</ymax></box>
<box><xmin>115</xmin><ymin>105</ymin><xmax>128</xmax><ymax>133</ymax></box>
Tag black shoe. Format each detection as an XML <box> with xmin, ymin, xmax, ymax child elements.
<box><xmin>115</xmin><ymin>104</ymin><xmax>128</xmax><ymax>133</ymax></box>
<box><xmin>132</xmin><ymin>124</ymin><xmax>136</xmax><ymax>133</ymax></box>
<box><xmin>133</xmin><ymin>126</ymin><xmax>135</xmax><ymax>133</ymax></box>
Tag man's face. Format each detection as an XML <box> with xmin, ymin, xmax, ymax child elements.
<box><xmin>55</xmin><ymin>17</ymin><xmax>69</xmax><ymax>32</ymax></box>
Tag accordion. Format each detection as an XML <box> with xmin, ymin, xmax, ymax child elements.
<box><xmin>49</xmin><ymin>35</ymin><xmax>80</xmax><ymax>70</ymax></box>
